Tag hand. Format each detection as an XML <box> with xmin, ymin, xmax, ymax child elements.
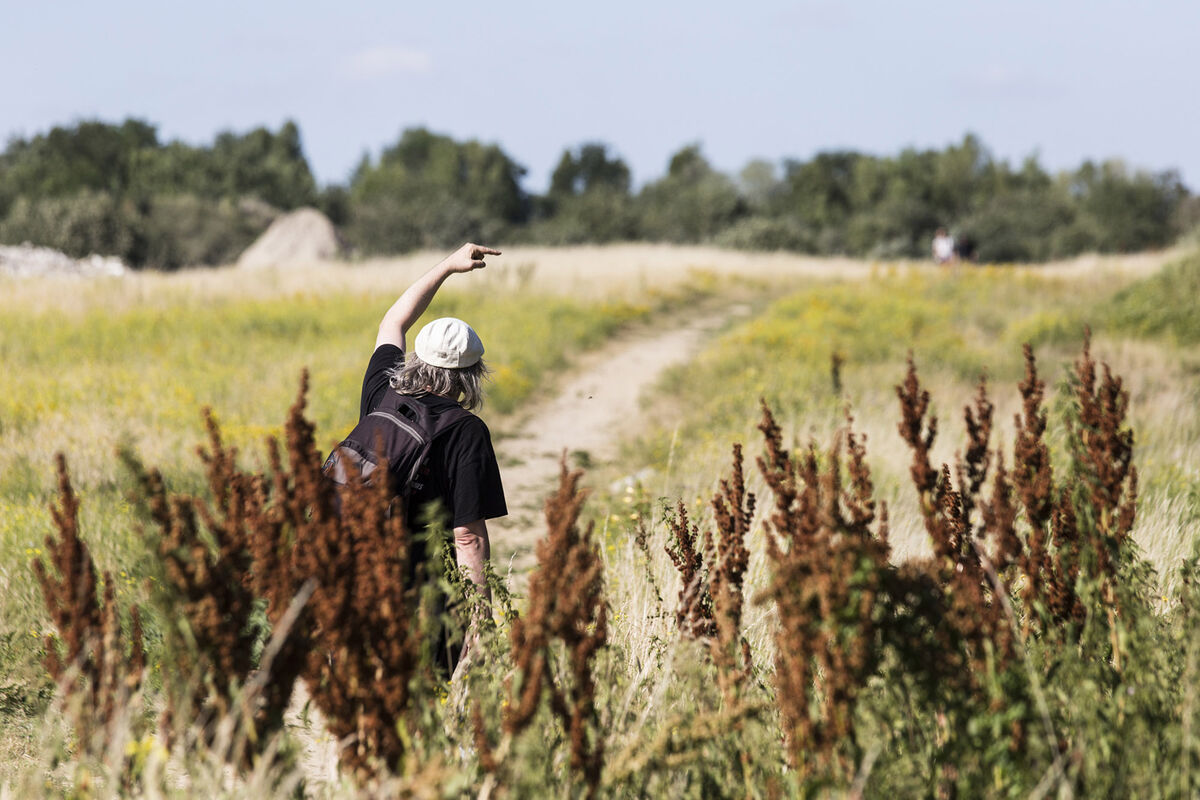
<box><xmin>441</xmin><ymin>243</ymin><xmax>501</xmax><ymax>274</ymax></box>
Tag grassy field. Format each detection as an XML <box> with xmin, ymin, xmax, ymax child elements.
<box><xmin>585</xmin><ymin>248</ymin><xmax>1200</xmax><ymax>796</ymax></box>
<box><xmin>0</xmin><ymin>253</ymin><xmax>717</xmax><ymax>659</ymax></box>
<box><xmin>606</xmin><ymin>255</ymin><xmax>1200</xmax><ymax>573</ymax></box>
<box><xmin>1</xmin><ymin>245</ymin><xmax>1198</xmax><ymax>797</ymax></box>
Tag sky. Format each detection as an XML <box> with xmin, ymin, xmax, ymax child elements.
<box><xmin>3</xmin><ymin>0</ymin><xmax>1197</xmax><ymax>192</ymax></box>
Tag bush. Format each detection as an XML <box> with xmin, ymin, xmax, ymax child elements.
<box><xmin>712</xmin><ymin>216</ymin><xmax>814</xmax><ymax>252</ymax></box>
<box><xmin>524</xmin><ymin>189</ymin><xmax>639</xmax><ymax>245</ymax></box>
<box><xmin>139</xmin><ymin>195</ymin><xmax>275</xmax><ymax>270</ymax></box>
<box><xmin>346</xmin><ymin>188</ymin><xmax>503</xmax><ymax>254</ymax></box>
<box><xmin>1176</xmin><ymin>196</ymin><xmax>1200</xmax><ymax>242</ymax></box>
<box><xmin>0</xmin><ymin>191</ymin><xmax>140</xmax><ymax>260</ymax></box>
<box><xmin>1104</xmin><ymin>250</ymin><xmax>1200</xmax><ymax>343</ymax></box>
<box><xmin>959</xmin><ymin>188</ymin><xmax>1078</xmax><ymax>262</ymax></box>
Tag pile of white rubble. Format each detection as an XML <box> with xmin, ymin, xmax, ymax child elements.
<box><xmin>0</xmin><ymin>243</ymin><xmax>127</xmax><ymax>278</ymax></box>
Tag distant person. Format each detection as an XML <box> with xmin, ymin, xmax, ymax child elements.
<box><xmin>329</xmin><ymin>242</ymin><xmax>507</xmax><ymax>672</ymax></box>
<box><xmin>932</xmin><ymin>228</ymin><xmax>957</xmax><ymax>265</ymax></box>
<box><xmin>955</xmin><ymin>235</ymin><xmax>977</xmax><ymax>263</ymax></box>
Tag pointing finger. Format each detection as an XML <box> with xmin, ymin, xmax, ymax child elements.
<box><xmin>473</xmin><ymin>246</ymin><xmax>502</xmax><ymax>256</ymax></box>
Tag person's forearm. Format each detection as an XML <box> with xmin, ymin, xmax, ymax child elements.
<box><xmin>374</xmin><ymin>244</ymin><xmax>499</xmax><ymax>351</ymax></box>
<box><xmin>453</xmin><ymin>520</ymin><xmax>492</xmax><ymax>602</ymax></box>
<box><xmin>375</xmin><ymin>259</ymin><xmax>455</xmax><ymax>350</ymax></box>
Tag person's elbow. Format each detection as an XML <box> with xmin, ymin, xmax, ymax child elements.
<box><xmin>376</xmin><ymin>318</ymin><xmax>405</xmax><ymax>350</ymax></box>
<box><xmin>453</xmin><ymin>520</ymin><xmax>490</xmax><ymax>557</ymax></box>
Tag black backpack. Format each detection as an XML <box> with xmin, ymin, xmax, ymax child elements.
<box><xmin>322</xmin><ymin>393</ymin><xmax>470</xmax><ymax>511</ymax></box>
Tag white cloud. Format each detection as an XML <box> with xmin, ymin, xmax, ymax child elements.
<box><xmin>341</xmin><ymin>46</ymin><xmax>432</xmax><ymax>80</ymax></box>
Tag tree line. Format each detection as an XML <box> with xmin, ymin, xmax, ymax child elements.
<box><xmin>0</xmin><ymin>118</ymin><xmax>1194</xmax><ymax>269</ymax></box>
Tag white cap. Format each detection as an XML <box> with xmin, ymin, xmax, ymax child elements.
<box><xmin>414</xmin><ymin>317</ymin><xmax>484</xmax><ymax>368</ymax></box>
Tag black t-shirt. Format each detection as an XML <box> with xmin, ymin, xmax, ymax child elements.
<box><xmin>359</xmin><ymin>344</ymin><xmax>507</xmax><ymax>528</ymax></box>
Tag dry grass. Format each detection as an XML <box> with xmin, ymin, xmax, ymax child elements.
<box><xmin>0</xmin><ymin>244</ymin><xmax>1181</xmax><ymax>316</ymax></box>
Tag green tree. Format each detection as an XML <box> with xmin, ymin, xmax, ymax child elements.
<box><xmin>549</xmin><ymin>143</ymin><xmax>631</xmax><ymax>198</ymax></box>
<box><xmin>206</xmin><ymin>121</ymin><xmax>317</xmax><ymax>208</ymax></box>
<box><xmin>347</xmin><ymin>127</ymin><xmax>528</xmax><ymax>254</ymax></box>
<box><xmin>0</xmin><ymin>119</ymin><xmax>158</xmax><ymax>215</ymax></box>
<box><xmin>638</xmin><ymin>144</ymin><xmax>744</xmax><ymax>243</ymax></box>
<box><xmin>958</xmin><ymin>159</ymin><xmax>1080</xmax><ymax>262</ymax></box>
<box><xmin>737</xmin><ymin>158</ymin><xmax>782</xmax><ymax>213</ymax></box>
<box><xmin>1072</xmin><ymin>160</ymin><xmax>1186</xmax><ymax>252</ymax></box>
<box><xmin>532</xmin><ymin>144</ymin><xmax>637</xmax><ymax>244</ymax></box>
<box><xmin>843</xmin><ymin>149</ymin><xmax>940</xmax><ymax>257</ymax></box>
<box><xmin>777</xmin><ymin>152</ymin><xmax>860</xmax><ymax>227</ymax></box>
<box><xmin>0</xmin><ymin>119</ymin><xmax>317</xmax><ymax>211</ymax></box>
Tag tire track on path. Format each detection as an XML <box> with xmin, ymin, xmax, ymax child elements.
<box><xmin>488</xmin><ymin>305</ymin><xmax>748</xmax><ymax>578</ymax></box>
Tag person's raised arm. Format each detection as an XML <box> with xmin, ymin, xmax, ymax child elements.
<box><xmin>375</xmin><ymin>243</ymin><xmax>501</xmax><ymax>351</ymax></box>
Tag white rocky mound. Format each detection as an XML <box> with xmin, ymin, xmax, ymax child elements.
<box><xmin>0</xmin><ymin>244</ymin><xmax>127</xmax><ymax>278</ymax></box>
<box><xmin>237</xmin><ymin>207</ymin><xmax>343</xmax><ymax>269</ymax></box>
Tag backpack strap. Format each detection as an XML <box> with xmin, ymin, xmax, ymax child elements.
<box><xmin>378</xmin><ymin>394</ymin><xmax>473</xmax><ymax>492</ymax></box>
<box><xmin>378</xmin><ymin>393</ymin><xmax>472</xmax><ymax>439</ymax></box>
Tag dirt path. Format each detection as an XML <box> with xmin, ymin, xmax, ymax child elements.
<box><xmin>488</xmin><ymin>305</ymin><xmax>749</xmax><ymax>577</ymax></box>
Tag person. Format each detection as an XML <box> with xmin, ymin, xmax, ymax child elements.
<box><xmin>955</xmin><ymin>234</ymin><xmax>977</xmax><ymax>263</ymax></box>
<box><xmin>932</xmin><ymin>227</ymin><xmax>956</xmax><ymax>265</ymax></box>
<box><xmin>357</xmin><ymin>242</ymin><xmax>508</xmax><ymax>668</ymax></box>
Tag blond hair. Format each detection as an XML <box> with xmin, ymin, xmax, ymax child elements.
<box><xmin>388</xmin><ymin>353</ymin><xmax>489</xmax><ymax>410</ymax></box>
